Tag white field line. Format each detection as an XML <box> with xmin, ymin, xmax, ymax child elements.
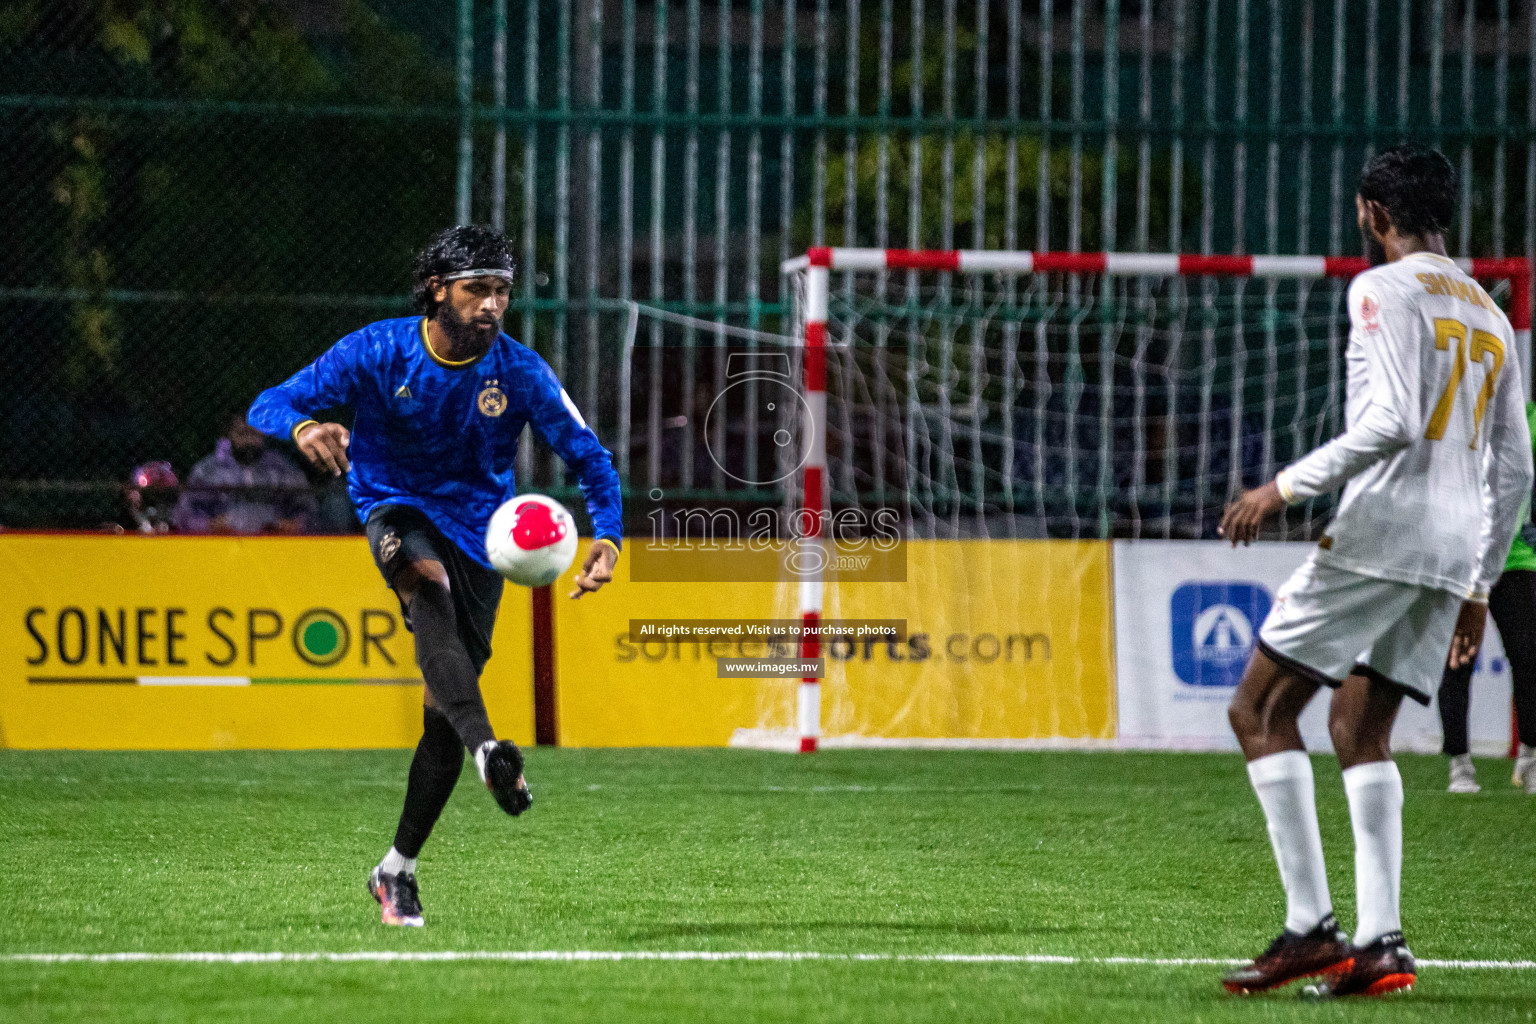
<box><xmin>2</xmin><ymin>951</ymin><xmax>1532</xmax><ymax>970</ymax></box>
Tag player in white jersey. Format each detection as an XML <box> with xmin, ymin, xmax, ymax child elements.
<box><xmin>1216</xmin><ymin>146</ymin><xmax>1534</xmax><ymax>998</ymax></box>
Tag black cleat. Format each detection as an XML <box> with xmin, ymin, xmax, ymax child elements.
<box><xmin>367</xmin><ymin>866</ymin><xmax>424</xmax><ymax>927</ymax></box>
<box><xmin>1223</xmin><ymin>914</ymin><xmax>1354</xmax><ymax>994</ymax></box>
<box><xmin>482</xmin><ymin>740</ymin><xmax>533</xmax><ymax>816</ymax></box>
<box><xmin>1301</xmin><ymin>932</ymin><xmax>1416</xmax><ymax>998</ymax></box>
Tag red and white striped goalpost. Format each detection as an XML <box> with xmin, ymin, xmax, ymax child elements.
<box><xmin>785</xmin><ymin>247</ymin><xmax>1533</xmax><ymax>755</ymax></box>
<box><xmin>796</xmin><ymin>257</ymin><xmax>830</xmax><ymax>753</ymax></box>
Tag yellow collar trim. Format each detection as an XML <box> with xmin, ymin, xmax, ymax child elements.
<box><xmin>420</xmin><ymin>318</ymin><xmax>482</xmax><ymax>368</ymax></box>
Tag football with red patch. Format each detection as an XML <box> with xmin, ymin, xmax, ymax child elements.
<box><xmin>486</xmin><ymin>494</ymin><xmax>579</xmax><ymax>587</ymax></box>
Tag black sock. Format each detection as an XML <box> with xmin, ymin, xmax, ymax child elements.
<box><xmin>409</xmin><ymin>580</ymin><xmax>496</xmax><ymax>751</ymax></box>
<box><xmin>1438</xmin><ymin>659</ymin><xmax>1473</xmax><ymax>757</ymax></box>
<box><xmin>1490</xmin><ymin>572</ymin><xmax>1536</xmax><ymax>748</ymax></box>
<box><xmin>392</xmin><ymin>707</ymin><xmax>464</xmax><ymax>859</ymax></box>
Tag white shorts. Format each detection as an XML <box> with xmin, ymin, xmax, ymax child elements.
<box><xmin>1256</xmin><ymin>555</ymin><xmax>1462</xmax><ymax>705</ymax></box>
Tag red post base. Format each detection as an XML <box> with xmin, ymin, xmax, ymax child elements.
<box><xmin>799</xmin><ymin>736</ymin><xmax>818</xmax><ymax>753</ymax></box>
<box><xmin>1514</xmin><ymin>698</ymin><xmax>1521</xmax><ymax>759</ymax></box>
<box><xmin>531</xmin><ymin>584</ymin><xmax>558</xmax><ymax>746</ymax></box>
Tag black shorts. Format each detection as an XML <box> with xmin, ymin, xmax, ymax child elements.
<box><xmin>365</xmin><ymin>504</ymin><xmax>504</xmax><ymax>674</ymax></box>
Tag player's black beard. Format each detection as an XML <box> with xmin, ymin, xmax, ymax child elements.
<box><xmin>438</xmin><ymin>305</ymin><xmax>502</xmax><ymax>357</ymax></box>
<box><xmin>1362</xmin><ymin>227</ymin><xmax>1388</xmax><ymax>267</ymax></box>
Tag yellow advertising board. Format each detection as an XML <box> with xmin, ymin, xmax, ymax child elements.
<box><xmin>0</xmin><ymin>535</ymin><xmax>532</xmax><ymax>749</ymax></box>
<box><xmin>3</xmin><ymin>534</ymin><xmax>1111</xmax><ymax>749</ymax></box>
<box><xmin>819</xmin><ymin>540</ymin><xmax>1115</xmax><ymax>740</ymax></box>
<box><xmin>554</xmin><ymin>539</ymin><xmax>1115</xmax><ymax>746</ymax></box>
<box><xmin>551</xmin><ymin>550</ymin><xmax>793</xmax><ymax>746</ymax></box>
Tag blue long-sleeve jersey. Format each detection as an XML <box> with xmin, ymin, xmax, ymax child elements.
<box><xmin>248</xmin><ymin>316</ymin><xmax>623</xmax><ymax>570</ymax></box>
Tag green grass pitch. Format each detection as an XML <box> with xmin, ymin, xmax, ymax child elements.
<box><xmin>4</xmin><ymin>748</ymin><xmax>1533</xmax><ymax>1022</ymax></box>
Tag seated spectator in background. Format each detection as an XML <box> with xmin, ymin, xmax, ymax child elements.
<box><xmin>112</xmin><ymin>461</ymin><xmax>179</xmax><ymax>534</ymax></box>
<box><xmin>173</xmin><ymin>416</ymin><xmax>316</xmax><ymax>534</ymax></box>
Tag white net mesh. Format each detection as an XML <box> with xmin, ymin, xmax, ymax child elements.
<box><xmin>782</xmin><ymin>266</ymin><xmax>1419</xmax><ymax>541</ymax></box>
<box><xmin>741</xmin><ymin>266</ymin><xmax>1373</xmax><ymax>744</ymax></box>
<box><xmin>623</xmin><ymin>264</ymin><xmax>1519</xmax><ymax>746</ymax></box>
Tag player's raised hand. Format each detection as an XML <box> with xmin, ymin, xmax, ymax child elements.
<box><xmin>1447</xmin><ymin>599</ymin><xmax>1489</xmax><ymax>669</ymax></box>
<box><xmin>1218</xmin><ymin>480</ymin><xmax>1285</xmax><ymax>546</ymax></box>
<box><xmin>568</xmin><ymin>540</ymin><xmax>617</xmax><ymax>599</ymax></box>
<box><xmin>296</xmin><ymin>422</ymin><xmax>351</xmax><ymax>476</ymax></box>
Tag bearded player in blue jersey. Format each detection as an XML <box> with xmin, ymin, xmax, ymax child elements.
<box><xmin>248</xmin><ymin>225</ymin><xmax>623</xmax><ymax>927</ymax></box>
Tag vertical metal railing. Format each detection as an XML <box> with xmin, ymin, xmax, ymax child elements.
<box><xmin>15</xmin><ymin>2</ymin><xmax>1536</xmax><ymax>516</ymax></box>
<box><xmin>515</xmin><ymin>0</ymin><xmax>538</xmax><ymax>488</ymax></box>
<box><xmin>551</xmin><ymin>0</ymin><xmax>572</xmax><ymax>490</ymax></box>
<box><xmin>646</xmin><ymin>0</ymin><xmax>668</xmax><ymax>492</ymax></box>
<box><xmin>423</xmin><ymin>0</ymin><xmax>1536</xmax><ymax>521</ymax></box>
<box><xmin>455</xmin><ymin>0</ymin><xmax>475</xmax><ymax>226</ymax></box>
<box><xmin>712</xmin><ymin>0</ymin><xmax>732</xmax><ymax>496</ymax></box>
<box><xmin>491</xmin><ymin>0</ymin><xmax>508</xmax><ymax>231</ymax></box>
<box><xmin>1227</xmin><ymin>0</ymin><xmax>1249</xmax><ymax>509</ymax></box>
<box><xmin>583</xmin><ymin>0</ymin><xmax>604</xmax><ymax>430</ymax></box>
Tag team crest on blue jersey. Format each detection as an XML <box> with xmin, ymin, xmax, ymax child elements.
<box><xmin>478</xmin><ymin>380</ymin><xmax>507</xmax><ymax>417</ymax></box>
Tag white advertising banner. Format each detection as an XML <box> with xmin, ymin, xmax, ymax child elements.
<box><xmin>1113</xmin><ymin>540</ymin><xmax>1513</xmax><ymax>754</ymax></box>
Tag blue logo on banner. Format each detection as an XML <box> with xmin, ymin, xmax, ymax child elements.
<box><xmin>1170</xmin><ymin>582</ymin><xmax>1273</xmax><ymax>687</ymax></box>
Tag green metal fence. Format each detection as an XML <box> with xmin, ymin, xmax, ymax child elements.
<box><xmin>4</xmin><ymin>0</ymin><xmax>1536</xmax><ymax>531</ymax></box>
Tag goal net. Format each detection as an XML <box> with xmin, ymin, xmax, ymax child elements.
<box><xmin>630</xmin><ymin>248</ymin><xmax>1531</xmax><ymax>751</ymax></box>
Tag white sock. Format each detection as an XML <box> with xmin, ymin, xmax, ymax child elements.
<box><xmin>1343</xmin><ymin>760</ymin><xmax>1404</xmax><ymax>946</ymax></box>
<box><xmin>378</xmin><ymin>846</ymin><xmax>416</xmax><ymax>877</ymax></box>
<box><xmin>474</xmin><ymin>740</ymin><xmax>498</xmax><ymax>782</ymax></box>
<box><xmin>1247</xmin><ymin>750</ymin><xmax>1332</xmax><ymax>935</ymax></box>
